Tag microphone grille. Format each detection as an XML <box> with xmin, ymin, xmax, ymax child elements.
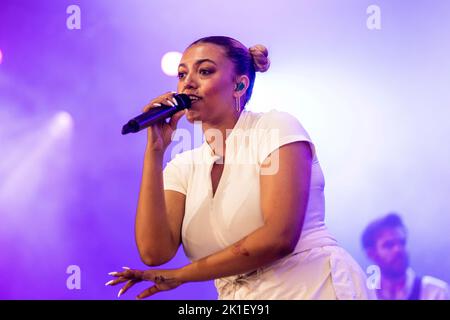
<box><xmin>174</xmin><ymin>94</ymin><xmax>192</xmax><ymax>109</ymax></box>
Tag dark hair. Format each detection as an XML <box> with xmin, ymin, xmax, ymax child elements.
<box><xmin>361</xmin><ymin>213</ymin><xmax>407</xmax><ymax>249</ymax></box>
<box><xmin>188</xmin><ymin>36</ymin><xmax>269</xmax><ymax>107</ymax></box>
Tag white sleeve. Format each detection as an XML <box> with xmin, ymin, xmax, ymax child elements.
<box><xmin>422</xmin><ymin>276</ymin><xmax>450</xmax><ymax>300</ymax></box>
<box><xmin>163</xmin><ymin>152</ymin><xmax>190</xmax><ymax>195</ymax></box>
<box><xmin>256</xmin><ymin>110</ymin><xmax>316</xmax><ymax>165</ymax></box>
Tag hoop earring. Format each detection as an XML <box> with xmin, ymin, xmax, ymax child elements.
<box><xmin>235</xmin><ymin>96</ymin><xmax>241</xmax><ymax>113</ymax></box>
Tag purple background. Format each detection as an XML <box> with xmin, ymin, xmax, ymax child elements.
<box><xmin>1</xmin><ymin>0</ymin><xmax>449</xmax><ymax>299</ymax></box>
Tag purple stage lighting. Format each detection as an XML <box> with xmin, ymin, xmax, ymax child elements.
<box><xmin>161</xmin><ymin>51</ymin><xmax>182</xmax><ymax>77</ymax></box>
<box><xmin>49</xmin><ymin>111</ymin><xmax>74</xmax><ymax>137</ymax></box>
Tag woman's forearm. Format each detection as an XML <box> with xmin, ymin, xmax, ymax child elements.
<box><xmin>177</xmin><ymin>225</ymin><xmax>294</xmax><ymax>283</ymax></box>
<box><xmin>135</xmin><ymin>149</ymin><xmax>175</xmax><ymax>265</ymax></box>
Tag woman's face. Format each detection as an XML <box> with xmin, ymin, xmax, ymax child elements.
<box><xmin>177</xmin><ymin>43</ymin><xmax>237</xmax><ymax>124</ymax></box>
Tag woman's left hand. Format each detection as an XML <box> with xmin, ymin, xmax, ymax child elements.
<box><xmin>105</xmin><ymin>267</ymin><xmax>183</xmax><ymax>299</ymax></box>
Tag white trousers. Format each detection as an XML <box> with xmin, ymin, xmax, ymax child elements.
<box><xmin>215</xmin><ymin>245</ymin><xmax>376</xmax><ymax>300</ymax></box>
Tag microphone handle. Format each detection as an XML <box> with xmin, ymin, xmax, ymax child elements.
<box><xmin>135</xmin><ymin>105</ymin><xmax>177</xmax><ymax>127</ymax></box>
<box><xmin>122</xmin><ymin>93</ymin><xmax>191</xmax><ymax>135</ymax></box>
<box><xmin>122</xmin><ymin>106</ymin><xmax>178</xmax><ymax>134</ymax></box>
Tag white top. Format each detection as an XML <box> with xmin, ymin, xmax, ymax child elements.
<box><xmin>388</xmin><ymin>268</ymin><xmax>449</xmax><ymax>300</ymax></box>
<box><xmin>163</xmin><ymin>109</ymin><xmax>337</xmax><ymax>262</ymax></box>
<box><xmin>409</xmin><ymin>268</ymin><xmax>450</xmax><ymax>300</ymax></box>
<box><xmin>418</xmin><ymin>275</ymin><xmax>450</xmax><ymax>300</ymax></box>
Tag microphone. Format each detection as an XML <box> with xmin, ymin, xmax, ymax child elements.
<box><xmin>121</xmin><ymin>93</ymin><xmax>191</xmax><ymax>135</ymax></box>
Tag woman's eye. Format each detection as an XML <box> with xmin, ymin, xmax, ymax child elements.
<box><xmin>200</xmin><ymin>69</ymin><xmax>212</xmax><ymax>75</ymax></box>
<box><xmin>177</xmin><ymin>72</ymin><xmax>185</xmax><ymax>79</ymax></box>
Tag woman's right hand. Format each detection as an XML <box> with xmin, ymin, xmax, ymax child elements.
<box><xmin>143</xmin><ymin>91</ymin><xmax>186</xmax><ymax>153</ymax></box>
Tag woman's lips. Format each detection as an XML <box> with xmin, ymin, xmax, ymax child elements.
<box><xmin>189</xmin><ymin>98</ymin><xmax>201</xmax><ymax>107</ymax></box>
<box><xmin>187</xmin><ymin>94</ymin><xmax>201</xmax><ymax>102</ymax></box>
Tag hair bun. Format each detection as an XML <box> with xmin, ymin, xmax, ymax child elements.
<box><xmin>249</xmin><ymin>44</ymin><xmax>270</xmax><ymax>73</ymax></box>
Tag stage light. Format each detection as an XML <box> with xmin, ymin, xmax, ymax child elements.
<box><xmin>49</xmin><ymin>111</ymin><xmax>74</xmax><ymax>136</ymax></box>
<box><xmin>0</xmin><ymin>110</ymin><xmax>74</xmax><ymax>230</ymax></box>
<box><xmin>161</xmin><ymin>51</ymin><xmax>182</xmax><ymax>76</ymax></box>
<box><xmin>0</xmin><ymin>49</ymin><xmax>3</xmax><ymax>64</ymax></box>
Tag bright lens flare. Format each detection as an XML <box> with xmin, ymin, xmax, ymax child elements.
<box><xmin>161</xmin><ymin>51</ymin><xmax>182</xmax><ymax>76</ymax></box>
